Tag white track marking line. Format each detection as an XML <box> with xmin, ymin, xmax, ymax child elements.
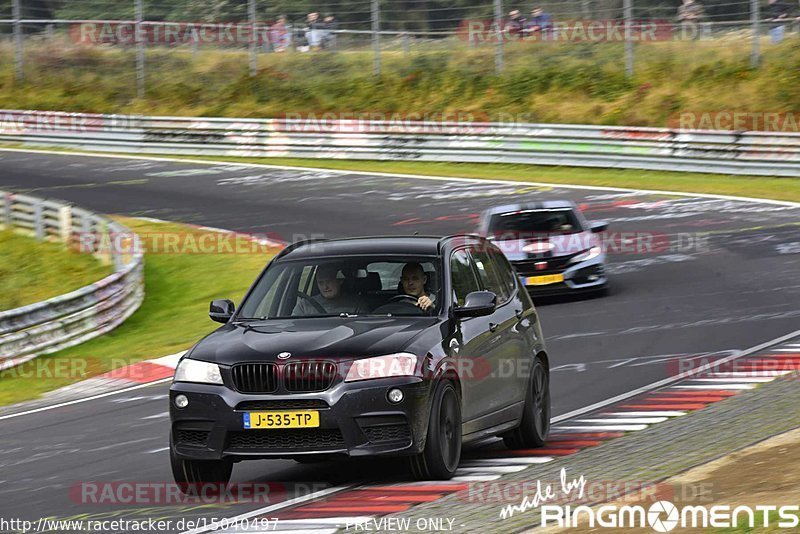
<box><xmin>460</xmin><ymin>457</ymin><xmax>554</xmax><ymax>466</ymax></box>
<box><xmin>704</xmin><ymin>371</ymin><xmax>792</xmax><ymax>377</ymax></box>
<box><xmin>146</xmin><ymin>446</ymin><xmax>170</xmax><ymax>454</ymax></box>
<box><xmin>455</xmin><ymin>465</ymin><xmax>528</xmax><ymax>474</ymax></box>
<box><xmin>1</xmin><ymin>147</ymin><xmax>799</xmax><ymax>208</ymax></box>
<box><xmin>605</xmin><ymin>411</ymin><xmax>687</xmax><ymax>417</ymax></box>
<box><xmin>452</xmin><ymin>475</ymin><xmax>502</xmax><ymax>481</ymax></box>
<box><xmin>181</xmin><ymin>486</ymin><xmax>356</xmax><ymax>534</ymax></box>
<box><xmin>551</xmin><ymin>329</ymin><xmax>800</xmax><ymax>423</ymax></box>
<box><xmin>140</xmin><ymin>411</ymin><xmax>169</xmax><ymax>420</ymax></box>
<box><xmin>672</xmin><ymin>384</ymin><xmax>755</xmax><ymax>390</ymax></box>
<box><xmin>554</xmin><ymin>424</ymin><xmax>649</xmax><ymax>432</ymax></box>
<box><xmin>774</xmin><ymin>348</ymin><xmax>800</xmax><ymax>352</ymax></box>
<box><xmin>0</xmin><ymin>378</ymin><xmax>172</xmax><ymax>421</ymax></box>
<box><xmin>576</xmin><ymin>417</ymin><xmax>668</xmax><ymax>424</ymax></box>
<box><xmin>688</xmin><ymin>377</ymin><xmax>776</xmax><ymax>383</ymax></box>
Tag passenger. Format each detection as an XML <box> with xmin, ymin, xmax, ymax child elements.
<box><xmin>400</xmin><ymin>263</ymin><xmax>436</xmax><ymax>311</ymax></box>
<box><xmin>293</xmin><ymin>265</ymin><xmax>365</xmax><ymax>315</ymax></box>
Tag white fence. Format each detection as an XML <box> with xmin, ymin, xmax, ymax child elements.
<box><xmin>1</xmin><ymin>110</ymin><xmax>799</xmax><ymax>176</ymax></box>
<box><xmin>0</xmin><ymin>189</ymin><xmax>144</xmax><ymax>370</ymax></box>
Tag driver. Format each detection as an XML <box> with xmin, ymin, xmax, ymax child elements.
<box><xmin>293</xmin><ymin>265</ymin><xmax>366</xmax><ymax>316</ymax></box>
<box><xmin>400</xmin><ymin>262</ymin><xmax>436</xmax><ymax>312</ymax></box>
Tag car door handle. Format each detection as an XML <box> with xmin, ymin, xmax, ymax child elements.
<box><xmin>489</xmin><ymin>322</ymin><xmax>498</xmax><ymax>332</ymax></box>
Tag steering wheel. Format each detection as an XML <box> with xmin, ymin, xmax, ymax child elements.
<box><xmin>389</xmin><ymin>294</ymin><xmax>420</xmax><ymax>305</ymax></box>
<box><xmin>295</xmin><ymin>291</ymin><xmax>327</xmax><ymax>314</ymax></box>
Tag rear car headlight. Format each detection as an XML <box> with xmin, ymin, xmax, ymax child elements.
<box><xmin>571</xmin><ymin>246</ymin><xmax>602</xmax><ymax>263</ymax></box>
<box><xmin>174</xmin><ymin>358</ymin><xmax>223</xmax><ymax>385</ymax></box>
<box><xmin>345</xmin><ymin>353</ymin><xmax>418</xmax><ymax>382</ymax></box>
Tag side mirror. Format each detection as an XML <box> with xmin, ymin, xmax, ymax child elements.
<box><xmin>454</xmin><ymin>291</ymin><xmax>497</xmax><ymax>319</ymax></box>
<box><xmin>210</xmin><ymin>299</ymin><xmax>235</xmax><ymax>323</ymax></box>
<box><xmin>590</xmin><ymin>221</ymin><xmax>609</xmax><ymax>233</ymax></box>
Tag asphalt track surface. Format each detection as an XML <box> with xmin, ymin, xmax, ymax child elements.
<box><xmin>1</xmin><ymin>150</ymin><xmax>799</xmax><ymax>531</ymax></box>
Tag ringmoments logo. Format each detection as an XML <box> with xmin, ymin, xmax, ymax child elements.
<box><xmin>498</xmin><ymin>468</ymin><xmax>800</xmax><ymax>531</ymax></box>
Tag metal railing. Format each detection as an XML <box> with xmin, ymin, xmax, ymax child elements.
<box><xmin>1</xmin><ymin>110</ymin><xmax>799</xmax><ymax>176</ymax></box>
<box><xmin>0</xmin><ymin>189</ymin><xmax>144</xmax><ymax>370</ymax></box>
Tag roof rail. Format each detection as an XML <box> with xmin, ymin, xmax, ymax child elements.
<box><xmin>274</xmin><ymin>238</ymin><xmax>330</xmax><ymax>260</ymax></box>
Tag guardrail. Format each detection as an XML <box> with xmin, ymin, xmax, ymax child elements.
<box><xmin>0</xmin><ymin>190</ymin><xmax>144</xmax><ymax>370</ymax></box>
<box><xmin>0</xmin><ymin>110</ymin><xmax>799</xmax><ymax>176</ymax></box>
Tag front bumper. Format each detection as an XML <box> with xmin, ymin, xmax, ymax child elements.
<box><xmin>169</xmin><ymin>376</ymin><xmax>431</xmax><ymax>461</ymax></box>
<box><xmin>515</xmin><ymin>256</ymin><xmax>608</xmax><ymax>295</ymax></box>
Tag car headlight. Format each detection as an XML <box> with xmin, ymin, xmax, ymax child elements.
<box><xmin>174</xmin><ymin>358</ymin><xmax>223</xmax><ymax>385</ymax></box>
<box><xmin>345</xmin><ymin>353</ymin><xmax>418</xmax><ymax>382</ymax></box>
<box><xmin>571</xmin><ymin>246</ymin><xmax>602</xmax><ymax>263</ymax></box>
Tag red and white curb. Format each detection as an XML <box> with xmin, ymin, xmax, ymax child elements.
<box><xmin>186</xmin><ymin>342</ymin><xmax>800</xmax><ymax>534</ymax></box>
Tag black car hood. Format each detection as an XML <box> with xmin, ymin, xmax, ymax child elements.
<box><xmin>188</xmin><ymin>317</ymin><xmax>439</xmax><ymax>365</ymax></box>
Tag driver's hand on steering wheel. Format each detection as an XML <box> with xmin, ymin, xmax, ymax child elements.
<box><xmin>417</xmin><ymin>295</ymin><xmax>433</xmax><ymax>311</ymax></box>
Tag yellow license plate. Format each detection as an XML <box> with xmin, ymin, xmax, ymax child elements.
<box><xmin>244</xmin><ymin>411</ymin><xmax>320</xmax><ymax>429</ymax></box>
<box><xmin>525</xmin><ymin>274</ymin><xmax>564</xmax><ymax>286</ymax></box>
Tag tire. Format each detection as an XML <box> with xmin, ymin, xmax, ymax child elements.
<box><xmin>170</xmin><ymin>434</ymin><xmax>233</xmax><ymax>494</ymax></box>
<box><xmin>409</xmin><ymin>381</ymin><xmax>462</xmax><ymax>480</ymax></box>
<box><xmin>503</xmin><ymin>357</ymin><xmax>550</xmax><ymax>449</ymax></box>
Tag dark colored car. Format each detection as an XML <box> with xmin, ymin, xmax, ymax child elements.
<box><xmin>477</xmin><ymin>201</ymin><xmax>609</xmax><ymax>296</ymax></box>
<box><xmin>169</xmin><ymin>235</ymin><xmax>551</xmax><ymax>484</ymax></box>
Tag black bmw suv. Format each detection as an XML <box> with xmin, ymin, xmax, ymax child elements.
<box><xmin>169</xmin><ymin>235</ymin><xmax>551</xmax><ymax>484</ymax></box>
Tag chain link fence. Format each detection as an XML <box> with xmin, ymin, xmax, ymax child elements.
<box><xmin>0</xmin><ymin>0</ymin><xmax>798</xmax><ymax>99</ymax></box>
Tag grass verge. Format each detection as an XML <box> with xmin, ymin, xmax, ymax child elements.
<box><xmin>0</xmin><ymin>229</ymin><xmax>112</xmax><ymax>310</ymax></box>
<box><xmin>0</xmin><ymin>217</ymin><xmax>274</xmax><ymax>406</ymax></box>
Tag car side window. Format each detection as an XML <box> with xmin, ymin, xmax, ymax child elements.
<box><xmin>471</xmin><ymin>248</ymin><xmax>510</xmax><ymax>304</ymax></box>
<box><xmin>450</xmin><ymin>249</ymin><xmax>480</xmax><ymax>308</ymax></box>
<box><xmin>490</xmin><ymin>248</ymin><xmax>518</xmax><ymax>298</ymax></box>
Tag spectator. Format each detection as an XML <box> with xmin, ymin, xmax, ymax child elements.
<box><xmin>767</xmin><ymin>0</ymin><xmax>793</xmax><ymax>43</ymax></box>
<box><xmin>524</xmin><ymin>7</ymin><xmax>553</xmax><ymax>40</ymax></box>
<box><xmin>305</xmin><ymin>12</ymin><xmax>323</xmax><ymax>51</ymax></box>
<box><xmin>321</xmin><ymin>15</ymin><xmax>337</xmax><ymax>50</ymax></box>
<box><xmin>677</xmin><ymin>0</ymin><xmax>705</xmax><ymax>22</ymax></box>
<box><xmin>505</xmin><ymin>9</ymin><xmax>526</xmax><ymax>39</ymax></box>
<box><xmin>677</xmin><ymin>0</ymin><xmax>706</xmax><ymax>39</ymax></box>
<box><xmin>767</xmin><ymin>0</ymin><xmax>793</xmax><ymax>19</ymax></box>
<box><xmin>269</xmin><ymin>15</ymin><xmax>290</xmax><ymax>52</ymax></box>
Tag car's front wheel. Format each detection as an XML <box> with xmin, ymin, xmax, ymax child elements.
<box><xmin>409</xmin><ymin>380</ymin><xmax>461</xmax><ymax>480</ymax></box>
<box><xmin>503</xmin><ymin>356</ymin><xmax>550</xmax><ymax>449</ymax></box>
<box><xmin>170</xmin><ymin>435</ymin><xmax>233</xmax><ymax>493</ymax></box>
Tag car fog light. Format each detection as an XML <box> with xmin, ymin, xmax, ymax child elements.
<box><xmin>588</xmin><ymin>275</ymin><xmax>599</xmax><ymax>281</ymax></box>
<box><xmin>387</xmin><ymin>388</ymin><xmax>404</xmax><ymax>404</ymax></box>
<box><xmin>175</xmin><ymin>395</ymin><xmax>189</xmax><ymax>409</ymax></box>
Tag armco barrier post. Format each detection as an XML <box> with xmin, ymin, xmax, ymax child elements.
<box><xmin>59</xmin><ymin>204</ymin><xmax>72</xmax><ymax>246</ymax></box>
<box><xmin>2</xmin><ymin>192</ymin><xmax>11</xmax><ymax>229</ymax></box>
<box><xmin>33</xmin><ymin>200</ymin><xmax>44</xmax><ymax>240</ymax></box>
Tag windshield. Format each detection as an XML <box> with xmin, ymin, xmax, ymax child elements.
<box><xmin>237</xmin><ymin>256</ymin><xmax>442</xmax><ymax>319</ymax></box>
<box><xmin>489</xmin><ymin>208</ymin><xmax>583</xmax><ymax>238</ymax></box>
